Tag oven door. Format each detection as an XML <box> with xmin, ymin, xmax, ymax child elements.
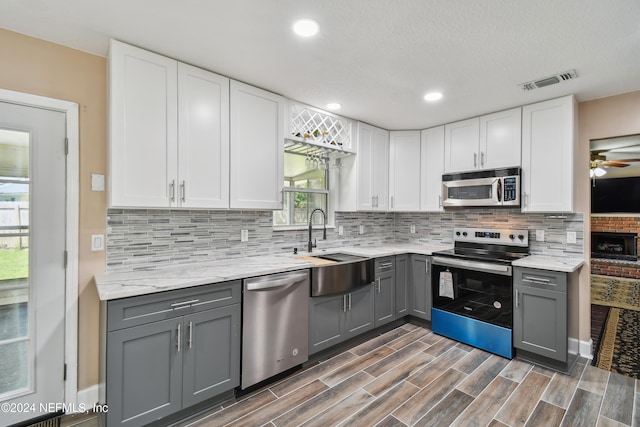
<box><xmin>431</xmin><ymin>256</ymin><xmax>513</xmax><ymax>328</ymax></box>
<box><xmin>441</xmin><ymin>177</ymin><xmax>501</xmax><ymax>207</ymax></box>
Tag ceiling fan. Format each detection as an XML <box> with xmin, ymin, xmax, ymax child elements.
<box><xmin>590</xmin><ymin>149</ymin><xmax>640</xmax><ymax>169</ymax></box>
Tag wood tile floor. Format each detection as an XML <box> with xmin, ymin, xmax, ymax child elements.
<box><xmin>183</xmin><ymin>323</ymin><xmax>639</xmax><ymax>427</ymax></box>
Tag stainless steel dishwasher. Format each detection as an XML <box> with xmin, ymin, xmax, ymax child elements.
<box><xmin>241</xmin><ymin>270</ymin><xmax>309</xmax><ymax>389</ymax></box>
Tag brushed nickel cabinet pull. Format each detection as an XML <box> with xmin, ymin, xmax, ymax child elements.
<box><xmin>176</xmin><ymin>323</ymin><xmax>181</xmax><ymax>352</ymax></box>
<box><xmin>188</xmin><ymin>321</ymin><xmax>193</xmax><ymax>349</ymax></box>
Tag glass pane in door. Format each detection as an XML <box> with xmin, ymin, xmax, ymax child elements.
<box><xmin>0</xmin><ymin>129</ymin><xmax>31</xmax><ymax>398</ymax></box>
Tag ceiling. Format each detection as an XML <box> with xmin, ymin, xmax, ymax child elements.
<box><xmin>1</xmin><ymin>0</ymin><xmax>640</xmax><ymax>130</ymax></box>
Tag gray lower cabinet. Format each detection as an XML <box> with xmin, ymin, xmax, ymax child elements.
<box><xmin>103</xmin><ymin>281</ymin><xmax>241</xmax><ymax>427</ymax></box>
<box><xmin>395</xmin><ymin>254</ymin><xmax>409</xmax><ymax>317</ymax></box>
<box><xmin>309</xmin><ymin>284</ymin><xmax>374</xmax><ymax>355</ymax></box>
<box><xmin>513</xmin><ymin>267</ymin><xmax>567</xmax><ymax>363</ymax></box>
<box><xmin>409</xmin><ymin>255</ymin><xmax>432</xmax><ymax>321</ymax></box>
<box><xmin>374</xmin><ymin>257</ymin><xmax>396</xmax><ymax>327</ymax></box>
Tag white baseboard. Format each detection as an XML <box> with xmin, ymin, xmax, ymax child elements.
<box><xmin>77</xmin><ymin>384</ymin><xmax>100</xmax><ymax>407</ymax></box>
<box><xmin>569</xmin><ymin>337</ymin><xmax>593</xmax><ymax>360</ymax></box>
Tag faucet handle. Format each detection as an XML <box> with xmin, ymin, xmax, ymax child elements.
<box><xmin>312</xmin><ymin>238</ymin><xmax>317</xmax><ymax>248</ymax></box>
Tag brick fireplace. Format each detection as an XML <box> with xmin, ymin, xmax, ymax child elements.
<box><xmin>591</xmin><ymin>216</ymin><xmax>640</xmax><ymax>279</ymax></box>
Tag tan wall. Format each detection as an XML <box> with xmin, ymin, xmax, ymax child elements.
<box><xmin>0</xmin><ymin>29</ymin><xmax>106</xmax><ymax>390</ymax></box>
<box><xmin>577</xmin><ymin>90</ymin><xmax>640</xmax><ymax>344</ymax></box>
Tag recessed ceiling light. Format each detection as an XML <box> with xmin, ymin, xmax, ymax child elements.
<box><xmin>424</xmin><ymin>92</ymin><xmax>443</xmax><ymax>102</ymax></box>
<box><xmin>293</xmin><ymin>19</ymin><xmax>319</xmax><ymax>37</ymax></box>
<box><xmin>326</xmin><ymin>103</ymin><xmax>341</xmax><ymax>110</ymax></box>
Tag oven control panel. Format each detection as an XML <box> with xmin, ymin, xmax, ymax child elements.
<box><xmin>453</xmin><ymin>227</ymin><xmax>528</xmax><ymax>246</ymax></box>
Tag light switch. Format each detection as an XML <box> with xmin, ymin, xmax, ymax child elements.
<box><xmin>91</xmin><ymin>234</ymin><xmax>104</xmax><ymax>251</ymax></box>
<box><xmin>338</xmin><ymin>226</ymin><xmax>344</xmax><ymax>236</ymax></box>
<box><xmin>535</xmin><ymin>230</ymin><xmax>545</xmax><ymax>242</ymax></box>
<box><xmin>91</xmin><ymin>174</ymin><xmax>105</xmax><ymax>191</ymax></box>
<box><xmin>359</xmin><ymin>225</ymin><xmax>365</xmax><ymax>235</ymax></box>
<box><xmin>410</xmin><ymin>225</ymin><xmax>416</xmax><ymax>234</ymax></box>
<box><xmin>567</xmin><ymin>231</ymin><xmax>577</xmax><ymax>244</ymax></box>
<box><xmin>241</xmin><ymin>229</ymin><xmax>249</xmax><ymax>242</ymax></box>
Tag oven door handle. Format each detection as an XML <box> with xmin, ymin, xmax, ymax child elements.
<box><xmin>432</xmin><ymin>256</ymin><xmax>512</xmax><ymax>276</ymax></box>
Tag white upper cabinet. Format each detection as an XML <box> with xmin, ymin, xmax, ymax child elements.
<box><xmin>177</xmin><ymin>63</ymin><xmax>230</xmax><ymax>209</ymax></box>
<box><xmin>357</xmin><ymin>122</ymin><xmax>389</xmax><ymax>211</ymax></box>
<box><xmin>109</xmin><ymin>41</ymin><xmax>230</xmax><ymax>209</ymax></box>
<box><xmin>521</xmin><ymin>96</ymin><xmax>576</xmax><ymax>212</ymax></box>
<box><xmin>421</xmin><ymin>126</ymin><xmax>445</xmax><ymax>211</ymax></box>
<box><xmin>444</xmin><ymin>117</ymin><xmax>480</xmax><ymax>173</ymax></box>
<box><xmin>444</xmin><ymin>108</ymin><xmax>522</xmax><ymax>173</ymax></box>
<box><xmin>479</xmin><ymin>107</ymin><xmax>522</xmax><ymax>170</ymax></box>
<box><xmin>389</xmin><ymin>131</ymin><xmax>421</xmax><ymax>211</ymax></box>
<box><xmin>229</xmin><ymin>80</ymin><xmax>284</xmax><ymax>210</ymax></box>
<box><xmin>109</xmin><ymin>39</ymin><xmax>178</xmax><ymax>208</ymax></box>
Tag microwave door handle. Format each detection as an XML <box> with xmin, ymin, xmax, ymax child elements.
<box><xmin>491</xmin><ymin>178</ymin><xmax>500</xmax><ymax>204</ymax></box>
<box><xmin>497</xmin><ymin>178</ymin><xmax>503</xmax><ymax>204</ymax></box>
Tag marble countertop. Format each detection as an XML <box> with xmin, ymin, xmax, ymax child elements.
<box><xmin>95</xmin><ymin>243</ymin><xmax>584</xmax><ymax>300</ymax></box>
<box><xmin>94</xmin><ymin>243</ymin><xmax>451</xmax><ymax>301</ymax></box>
<box><xmin>512</xmin><ymin>255</ymin><xmax>584</xmax><ymax>273</ymax></box>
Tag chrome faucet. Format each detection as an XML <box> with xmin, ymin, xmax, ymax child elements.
<box><xmin>308</xmin><ymin>208</ymin><xmax>327</xmax><ymax>252</ymax></box>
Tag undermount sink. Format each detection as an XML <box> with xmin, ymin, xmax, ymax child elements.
<box><xmin>309</xmin><ymin>252</ymin><xmax>374</xmax><ymax>297</ymax></box>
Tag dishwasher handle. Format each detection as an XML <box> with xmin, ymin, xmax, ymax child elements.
<box><xmin>245</xmin><ymin>272</ymin><xmax>309</xmax><ymax>291</ymax></box>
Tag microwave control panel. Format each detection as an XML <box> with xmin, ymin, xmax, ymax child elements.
<box><xmin>503</xmin><ymin>177</ymin><xmax>518</xmax><ymax>202</ymax></box>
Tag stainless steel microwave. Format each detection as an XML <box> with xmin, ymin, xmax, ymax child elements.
<box><xmin>441</xmin><ymin>167</ymin><xmax>521</xmax><ymax>207</ymax></box>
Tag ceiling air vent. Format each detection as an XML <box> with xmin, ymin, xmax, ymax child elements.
<box><xmin>519</xmin><ymin>69</ymin><xmax>578</xmax><ymax>91</ymax></box>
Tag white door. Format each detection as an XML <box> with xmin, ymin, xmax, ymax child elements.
<box><xmin>178</xmin><ymin>63</ymin><xmax>230</xmax><ymax>209</ymax></box>
<box><xmin>389</xmin><ymin>131</ymin><xmax>421</xmax><ymax>211</ymax></box>
<box><xmin>444</xmin><ymin>117</ymin><xmax>480</xmax><ymax>173</ymax></box>
<box><xmin>0</xmin><ymin>101</ymin><xmax>66</xmax><ymax>425</ymax></box>
<box><xmin>229</xmin><ymin>80</ymin><xmax>284</xmax><ymax>210</ymax></box>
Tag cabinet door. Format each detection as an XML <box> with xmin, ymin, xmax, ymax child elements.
<box><xmin>389</xmin><ymin>131</ymin><xmax>421</xmax><ymax>211</ymax></box>
<box><xmin>444</xmin><ymin>117</ymin><xmax>480</xmax><ymax>173</ymax></box>
<box><xmin>420</xmin><ymin>126</ymin><xmax>445</xmax><ymax>211</ymax></box>
<box><xmin>178</xmin><ymin>63</ymin><xmax>230</xmax><ymax>208</ymax></box>
<box><xmin>109</xmin><ymin>39</ymin><xmax>178</xmax><ymax>208</ymax></box>
<box><xmin>372</xmin><ymin>127</ymin><xmax>390</xmax><ymax>210</ymax></box>
<box><xmin>345</xmin><ymin>284</ymin><xmax>375</xmax><ymax>338</ymax></box>
<box><xmin>395</xmin><ymin>255</ymin><xmax>409</xmax><ymax>317</ymax></box>
<box><xmin>521</xmin><ymin>96</ymin><xmax>575</xmax><ymax>212</ymax></box>
<box><xmin>374</xmin><ymin>270</ymin><xmax>395</xmax><ymax>327</ymax></box>
<box><xmin>356</xmin><ymin>122</ymin><xmax>374</xmax><ymax>210</ymax></box>
<box><xmin>182</xmin><ymin>304</ymin><xmax>240</xmax><ymax>408</ymax></box>
<box><xmin>357</xmin><ymin>122</ymin><xmax>389</xmax><ymax>210</ymax></box>
<box><xmin>229</xmin><ymin>80</ymin><xmax>284</xmax><ymax>209</ymax></box>
<box><xmin>479</xmin><ymin>107</ymin><xmax>522</xmax><ymax>170</ymax></box>
<box><xmin>308</xmin><ymin>294</ymin><xmax>346</xmax><ymax>355</ymax></box>
<box><xmin>513</xmin><ymin>284</ymin><xmax>567</xmax><ymax>362</ymax></box>
<box><xmin>409</xmin><ymin>255</ymin><xmax>432</xmax><ymax>320</ymax></box>
<box><xmin>106</xmin><ymin>318</ymin><xmax>182</xmax><ymax>427</ymax></box>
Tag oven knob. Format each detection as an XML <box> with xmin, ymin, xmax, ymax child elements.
<box><xmin>462</xmin><ymin>232</ymin><xmax>468</xmax><ymax>237</ymax></box>
<box><xmin>509</xmin><ymin>234</ymin><xmax>515</xmax><ymax>240</ymax></box>
<box><xmin>455</xmin><ymin>231</ymin><xmax>461</xmax><ymax>236</ymax></box>
<box><xmin>518</xmin><ymin>234</ymin><xmax>525</xmax><ymax>241</ymax></box>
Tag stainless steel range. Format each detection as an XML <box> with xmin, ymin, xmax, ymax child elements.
<box><xmin>431</xmin><ymin>227</ymin><xmax>529</xmax><ymax>358</ymax></box>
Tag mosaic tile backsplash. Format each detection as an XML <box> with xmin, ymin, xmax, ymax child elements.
<box><xmin>106</xmin><ymin>208</ymin><xmax>584</xmax><ymax>272</ymax></box>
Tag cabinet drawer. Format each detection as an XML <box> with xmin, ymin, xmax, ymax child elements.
<box><xmin>107</xmin><ymin>281</ymin><xmax>241</xmax><ymax>331</ymax></box>
<box><xmin>375</xmin><ymin>257</ymin><xmax>395</xmax><ymax>272</ymax></box>
<box><xmin>514</xmin><ymin>268</ymin><xmax>566</xmax><ymax>293</ymax></box>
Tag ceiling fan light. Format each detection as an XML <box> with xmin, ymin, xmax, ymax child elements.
<box><xmin>594</xmin><ymin>167</ymin><xmax>607</xmax><ymax>177</ymax></box>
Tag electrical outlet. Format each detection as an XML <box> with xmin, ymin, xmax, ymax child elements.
<box><xmin>338</xmin><ymin>225</ymin><xmax>344</xmax><ymax>236</ymax></box>
<box><xmin>240</xmin><ymin>229</ymin><xmax>248</xmax><ymax>242</ymax></box>
<box><xmin>410</xmin><ymin>225</ymin><xmax>416</xmax><ymax>234</ymax></box>
<box><xmin>91</xmin><ymin>234</ymin><xmax>104</xmax><ymax>251</ymax></box>
<box><xmin>359</xmin><ymin>225</ymin><xmax>365</xmax><ymax>235</ymax></box>
<box><xmin>535</xmin><ymin>230</ymin><xmax>545</xmax><ymax>242</ymax></box>
<box><xmin>567</xmin><ymin>231</ymin><xmax>577</xmax><ymax>244</ymax></box>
